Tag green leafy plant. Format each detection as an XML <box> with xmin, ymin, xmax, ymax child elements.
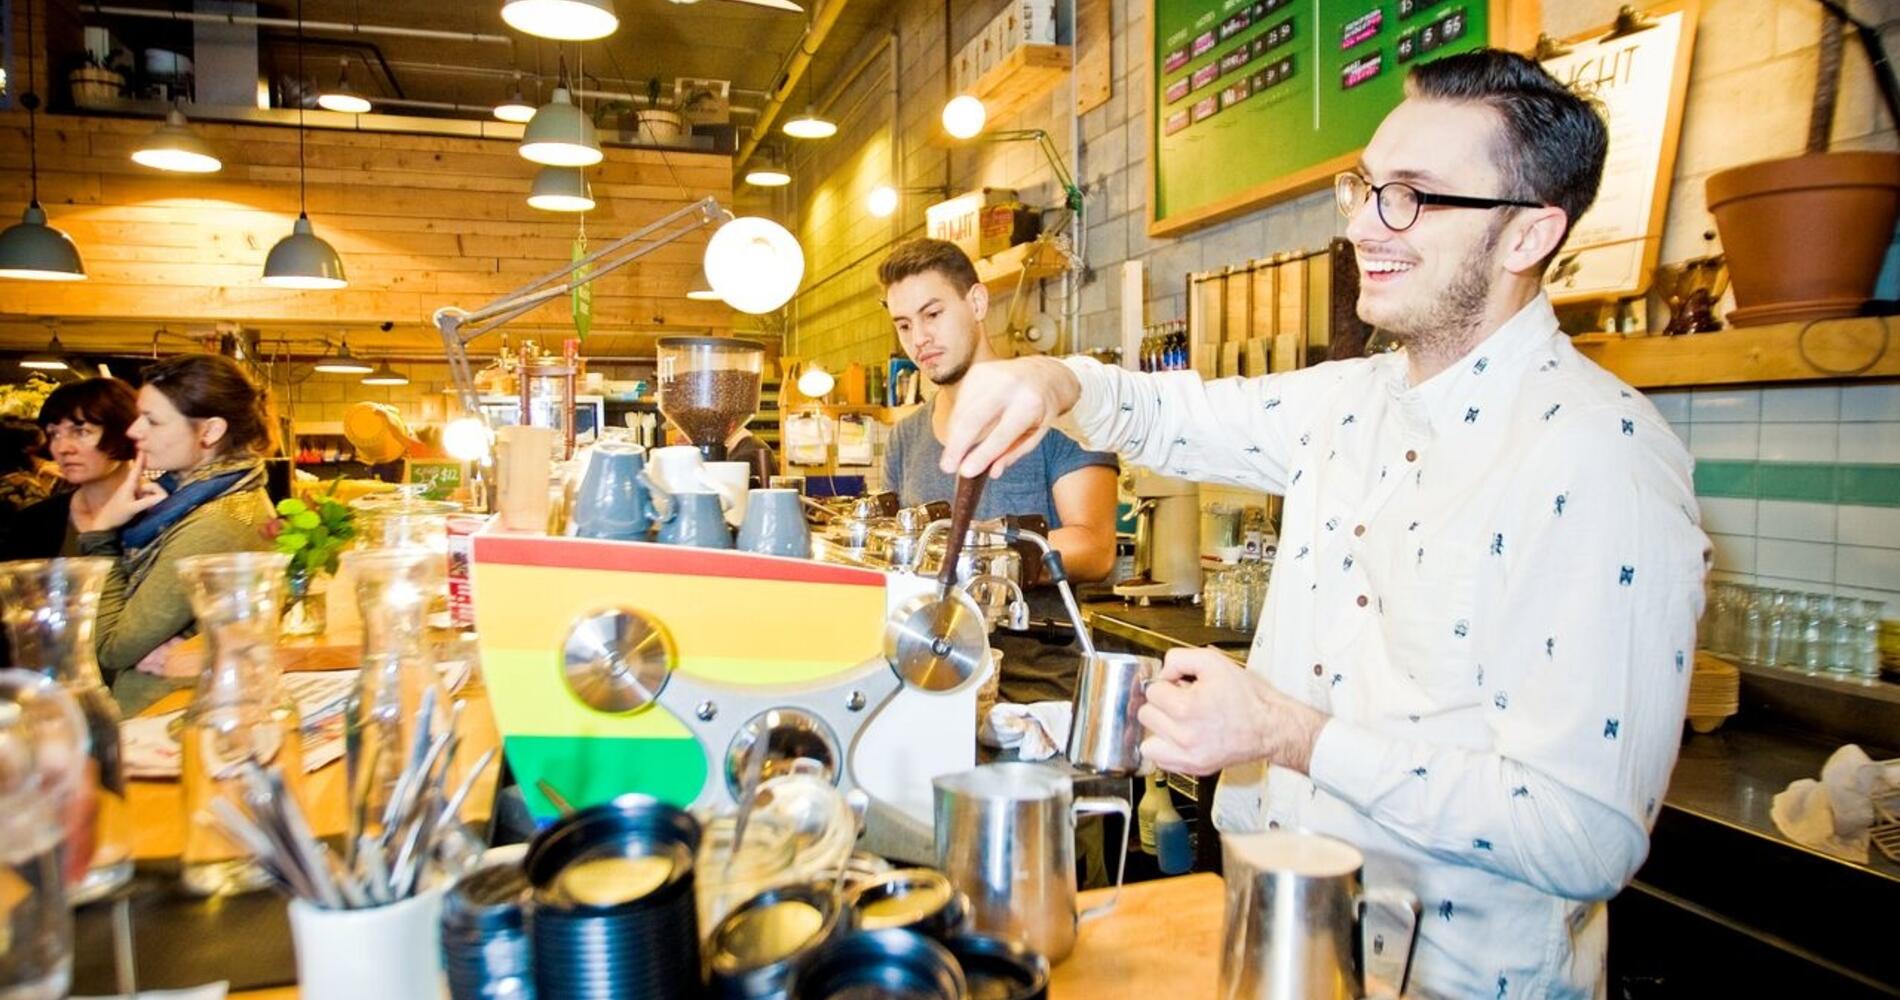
<box><xmin>266</xmin><ymin>486</ymin><xmax>356</xmax><ymax>579</ymax></box>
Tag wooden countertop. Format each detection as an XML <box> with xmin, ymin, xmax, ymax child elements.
<box><xmin>227</xmin><ymin>874</ymin><xmax>1228</xmax><ymax>999</ymax></box>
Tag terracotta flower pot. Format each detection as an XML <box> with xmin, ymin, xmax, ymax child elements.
<box><xmin>1706</xmin><ymin>151</ymin><xmax>1900</xmax><ymax>327</ymax></box>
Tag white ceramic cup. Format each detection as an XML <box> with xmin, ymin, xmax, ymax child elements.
<box><xmin>705</xmin><ymin>461</ymin><xmax>752</xmax><ymax>526</ymax></box>
<box><xmin>288</xmin><ymin>887</ymin><xmax>448</xmax><ymax>1000</ymax></box>
<box><xmin>647</xmin><ymin>445</ymin><xmax>737</xmax><ymax>509</ymax></box>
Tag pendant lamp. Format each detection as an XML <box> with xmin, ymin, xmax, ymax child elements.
<box><xmin>0</xmin><ymin>0</ymin><xmax>87</xmax><ymax>282</ymax></box>
<box><xmin>313</xmin><ymin>338</ymin><xmax>374</xmax><ymax>374</ymax></box>
<box><xmin>685</xmin><ymin>265</ymin><xmax>722</xmax><ymax>301</ymax></box>
<box><xmin>316</xmin><ymin>57</ymin><xmax>372</xmax><ymax>114</ymax></box>
<box><xmin>132</xmin><ymin>108</ymin><xmax>223</xmax><ymax>173</ymax></box>
<box><xmin>18</xmin><ymin>332</ymin><xmax>70</xmax><ymax>371</ymax></box>
<box><xmin>744</xmin><ymin>147</ymin><xmax>791</xmax><ymax>187</ymax></box>
<box><xmin>520</xmin><ymin>86</ymin><xmax>602</xmax><ymax>166</ymax></box>
<box><xmin>264</xmin><ymin>0</ymin><xmax>348</xmax><ymax>289</ymax></box>
<box><xmin>501</xmin><ymin>0</ymin><xmax>618</xmax><ymax>42</ymax></box>
<box><xmin>495</xmin><ymin>73</ymin><xmax>537</xmax><ymax>123</ymax></box>
<box><xmin>527</xmin><ymin>166</ymin><xmax>595</xmax><ymax>212</ymax></box>
<box><xmin>360</xmin><ymin>361</ymin><xmax>409</xmax><ymax>385</ymax></box>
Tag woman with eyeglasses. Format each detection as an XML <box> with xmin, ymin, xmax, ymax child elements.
<box><xmin>68</xmin><ymin>355</ymin><xmax>278</xmax><ymax>711</ymax></box>
<box><xmin>1</xmin><ymin>378</ymin><xmax>142</xmax><ymax>562</ymax></box>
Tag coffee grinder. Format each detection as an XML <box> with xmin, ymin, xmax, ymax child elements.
<box><xmin>1114</xmin><ymin>469</ymin><xmax>1201</xmax><ymax>603</ymax></box>
<box><xmin>656</xmin><ymin>336</ymin><xmax>763</xmax><ymax>460</ymax></box>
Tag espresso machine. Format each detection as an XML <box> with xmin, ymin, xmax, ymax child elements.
<box><xmin>1114</xmin><ymin>469</ymin><xmax>1202</xmax><ymax>603</ymax></box>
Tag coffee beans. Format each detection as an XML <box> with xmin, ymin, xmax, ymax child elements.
<box><xmin>660</xmin><ymin>369</ymin><xmax>761</xmax><ymax>446</ymax></box>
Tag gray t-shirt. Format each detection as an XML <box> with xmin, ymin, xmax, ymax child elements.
<box><xmin>883</xmin><ymin>398</ymin><xmax>1118</xmax><ymax>523</ymax></box>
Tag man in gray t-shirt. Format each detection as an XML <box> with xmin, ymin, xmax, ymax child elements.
<box><xmin>878</xmin><ymin>238</ymin><xmax>1118</xmax><ymax>703</ymax></box>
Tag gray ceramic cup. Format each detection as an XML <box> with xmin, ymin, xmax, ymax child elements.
<box><xmin>656</xmin><ymin>490</ymin><xmax>732</xmax><ymax>549</ymax></box>
<box><xmin>736</xmin><ymin>488</ymin><xmax>810</xmax><ymax>558</ymax></box>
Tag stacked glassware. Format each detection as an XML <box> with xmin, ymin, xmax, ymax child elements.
<box><xmin>1700</xmin><ymin>580</ymin><xmax>1882</xmax><ymax>680</ymax></box>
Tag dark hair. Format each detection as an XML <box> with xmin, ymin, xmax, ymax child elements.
<box><xmin>0</xmin><ymin>417</ymin><xmax>47</xmax><ymax>475</ymax></box>
<box><xmin>37</xmin><ymin>378</ymin><xmax>140</xmax><ymax>461</ymax></box>
<box><xmin>878</xmin><ymin>238</ymin><xmax>981</xmax><ymax>295</ymax></box>
<box><xmin>1406</xmin><ymin>49</ymin><xmax>1609</xmax><ymax>266</ymax></box>
<box><xmin>140</xmin><ymin>354</ymin><xmax>275</xmax><ymax>457</ymax></box>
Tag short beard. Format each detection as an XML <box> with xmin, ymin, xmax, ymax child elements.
<box><xmin>929</xmin><ymin>354</ymin><xmax>972</xmax><ymax>386</ymax></box>
<box><xmin>1382</xmin><ymin>217</ymin><xmax>1506</xmax><ymax>357</ymax></box>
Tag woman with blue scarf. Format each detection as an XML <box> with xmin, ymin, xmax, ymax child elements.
<box><xmin>73</xmin><ymin>354</ymin><xmax>276</xmax><ymax>713</ymax></box>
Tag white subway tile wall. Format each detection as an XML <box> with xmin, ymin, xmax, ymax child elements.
<box><xmin>1756</xmin><ymin>500</ymin><xmax>1836</xmax><ymax>543</ymax></box>
<box><xmin>1757</xmin><ymin>422</ymin><xmax>1836</xmax><ymax>462</ymax></box>
<box><xmin>1649</xmin><ymin>385</ymin><xmax>1900</xmax><ymax>619</ymax></box>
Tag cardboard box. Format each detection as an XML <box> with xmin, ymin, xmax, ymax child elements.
<box><xmin>926</xmin><ymin>188</ymin><xmax>1020</xmax><ymax>261</ymax></box>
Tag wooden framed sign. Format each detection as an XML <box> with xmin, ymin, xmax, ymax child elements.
<box><xmin>1538</xmin><ymin>0</ymin><xmax>1699</xmax><ymax>304</ymax></box>
<box><xmin>1145</xmin><ymin>0</ymin><xmax>1539</xmax><ymax>238</ymax></box>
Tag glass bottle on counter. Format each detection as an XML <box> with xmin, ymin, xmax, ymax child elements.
<box><xmin>0</xmin><ymin>558</ymin><xmax>133</xmax><ymax>904</ymax></box>
<box><xmin>341</xmin><ymin>547</ymin><xmax>448</xmax><ymax>835</ymax></box>
<box><xmin>176</xmin><ymin>552</ymin><xmax>305</xmax><ymax>896</ymax></box>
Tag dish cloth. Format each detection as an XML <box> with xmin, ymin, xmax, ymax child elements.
<box><xmin>980</xmin><ymin>701</ymin><xmax>1072</xmax><ymax>760</ymax></box>
<box><xmin>1770</xmin><ymin>744</ymin><xmax>1900</xmax><ymax>864</ymax></box>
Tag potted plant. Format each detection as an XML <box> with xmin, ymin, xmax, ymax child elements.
<box><xmin>1706</xmin><ymin>1</ymin><xmax>1900</xmax><ymax>326</ymax></box>
<box><xmin>266</xmin><ymin>486</ymin><xmax>356</xmax><ymax>637</ymax></box>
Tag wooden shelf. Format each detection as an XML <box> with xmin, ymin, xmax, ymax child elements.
<box><xmin>971</xmin><ymin>44</ymin><xmax>1073</xmax><ymax>125</ymax></box>
<box><xmin>292</xmin><ymin>421</ymin><xmax>345</xmax><ymax>436</ymax></box>
<box><xmin>975</xmin><ymin>240</ymin><xmax>1067</xmax><ymax>297</ymax></box>
<box><xmin>1573</xmin><ymin>316</ymin><xmax>1899</xmax><ymax>389</ymax></box>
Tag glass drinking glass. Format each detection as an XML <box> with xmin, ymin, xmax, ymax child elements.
<box><xmin>1853</xmin><ymin>598</ymin><xmax>1883</xmax><ymax>680</ymax></box>
<box><xmin>1739</xmin><ymin>586</ymin><xmax>1766</xmax><ymax>666</ymax></box>
<box><xmin>0</xmin><ymin>671</ymin><xmax>87</xmax><ymax>1000</ymax></box>
<box><xmin>1764</xmin><ymin>590</ymin><xmax>1794</xmax><ymax>669</ymax></box>
<box><xmin>1801</xmin><ymin>594</ymin><xmax>1833</xmax><ymax>674</ymax></box>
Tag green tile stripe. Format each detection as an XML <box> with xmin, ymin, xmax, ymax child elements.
<box><xmin>1694</xmin><ymin>460</ymin><xmax>1900</xmax><ymax>507</ymax></box>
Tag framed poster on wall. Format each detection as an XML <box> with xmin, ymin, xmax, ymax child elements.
<box><xmin>1144</xmin><ymin>0</ymin><xmax>1539</xmax><ymax>238</ymax></box>
<box><xmin>1537</xmin><ymin>1</ymin><xmax>1699</xmax><ymax>304</ymax></box>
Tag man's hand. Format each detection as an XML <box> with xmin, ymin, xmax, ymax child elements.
<box><xmin>1137</xmin><ymin>646</ymin><xmax>1330</xmax><ymax>776</ymax></box>
<box><xmin>938</xmin><ymin>356</ymin><xmax>1083</xmax><ymax>479</ymax></box>
<box><xmin>73</xmin><ymin>452</ymin><xmax>166</xmax><ymax>533</ymax></box>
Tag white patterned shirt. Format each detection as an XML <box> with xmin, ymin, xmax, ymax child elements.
<box><xmin>1060</xmin><ymin>295</ymin><xmax>1709</xmax><ymax>999</ymax></box>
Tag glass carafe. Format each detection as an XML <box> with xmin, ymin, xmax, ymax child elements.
<box><xmin>340</xmin><ymin>547</ymin><xmax>447</xmax><ymax>837</ymax></box>
<box><xmin>0</xmin><ymin>671</ymin><xmax>88</xmax><ymax>1000</ymax></box>
<box><xmin>175</xmin><ymin>552</ymin><xmax>305</xmax><ymax>896</ymax></box>
<box><xmin>0</xmin><ymin>558</ymin><xmax>132</xmax><ymax>904</ymax></box>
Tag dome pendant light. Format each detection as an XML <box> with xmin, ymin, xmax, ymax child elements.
<box><xmin>495</xmin><ymin>73</ymin><xmax>537</xmax><ymax>123</ymax></box>
<box><xmin>313</xmin><ymin>337</ymin><xmax>375</xmax><ymax>374</ymax></box>
<box><xmin>360</xmin><ymin>360</ymin><xmax>409</xmax><ymax>385</ymax></box>
<box><xmin>520</xmin><ymin>84</ymin><xmax>602</xmax><ymax>166</ymax></box>
<box><xmin>781</xmin><ymin>107</ymin><xmax>836</xmax><ymax>140</ymax></box>
<box><xmin>316</xmin><ymin>57</ymin><xmax>372</xmax><ymax>114</ymax></box>
<box><xmin>744</xmin><ymin>147</ymin><xmax>791</xmax><ymax>187</ymax></box>
<box><xmin>132</xmin><ymin>108</ymin><xmax>223</xmax><ymax>173</ymax></box>
<box><xmin>685</xmin><ymin>265</ymin><xmax>722</xmax><ymax>301</ymax></box>
<box><xmin>263</xmin><ymin>0</ymin><xmax>348</xmax><ymax>289</ymax></box>
<box><xmin>19</xmin><ymin>331</ymin><xmax>71</xmax><ymax>371</ymax></box>
<box><xmin>527</xmin><ymin>166</ymin><xmax>595</xmax><ymax>212</ymax></box>
<box><xmin>501</xmin><ymin>0</ymin><xmax>618</xmax><ymax>42</ymax></box>
<box><xmin>0</xmin><ymin>0</ymin><xmax>86</xmax><ymax>282</ymax></box>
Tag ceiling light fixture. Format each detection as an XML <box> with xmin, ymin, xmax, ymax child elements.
<box><xmin>263</xmin><ymin>0</ymin><xmax>348</xmax><ymax>289</ymax></box>
<box><xmin>19</xmin><ymin>332</ymin><xmax>70</xmax><ymax>371</ymax></box>
<box><xmin>316</xmin><ymin>57</ymin><xmax>371</xmax><ymax>114</ymax></box>
<box><xmin>520</xmin><ymin>86</ymin><xmax>602</xmax><ymax>166</ymax></box>
<box><xmin>527</xmin><ymin>166</ymin><xmax>595</xmax><ymax>212</ymax></box>
<box><xmin>781</xmin><ymin>106</ymin><xmax>836</xmax><ymax>139</ymax></box>
<box><xmin>500</xmin><ymin>0</ymin><xmax>619</xmax><ymax>41</ymax></box>
<box><xmin>941</xmin><ymin>95</ymin><xmax>987</xmax><ymax>139</ymax></box>
<box><xmin>0</xmin><ymin>0</ymin><xmax>86</xmax><ymax>282</ymax></box>
<box><xmin>866</xmin><ymin>184</ymin><xmax>899</xmax><ymax>218</ymax></box>
<box><xmin>686</xmin><ymin>265</ymin><xmax>722</xmax><ymax>301</ymax></box>
<box><xmin>312</xmin><ymin>337</ymin><xmax>375</xmax><ymax>374</ymax></box>
<box><xmin>703</xmin><ymin>216</ymin><xmax>804</xmax><ymax>314</ymax></box>
<box><xmin>360</xmin><ymin>361</ymin><xmax>410</xmax><ymax>385</ymax></box>
<box><xmin>495</xmin><ymin>73</ymin><xmax>536</xmax><ymax>123</ymax></box>
<box><xmin>744</xmin><ymin>147</ymin><xmax>791</xmax><ymax>187</ymax></box>
<box><xmin>131</xmin><ymin>108</ymin><xmax>222</xmax><ymax>173</ymax></box>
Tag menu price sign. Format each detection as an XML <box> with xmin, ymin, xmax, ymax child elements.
<box><xmin>1537</xmin><ymin>1</ymin><xmax>1699</xmax><ymax>303</ymax></box>
<box><xmin>1148</xmin><ymin>0</ymin><xmax>1529</xmax><ymax>237</ymax></box>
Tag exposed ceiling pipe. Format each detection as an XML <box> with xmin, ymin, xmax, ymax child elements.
<box><xmin>736</xmin><ymin>0</ymin><xmax>851</xmax><ymax>166</ymax></box>
<box><xmin>85</xmin><ymin>4</ymin><xmax>512</xmax><ymax>46</ymax></box>
<box><xmin>374</xmin><ymin>61</ymin><xmax>763</xmax><ymax>115</ymax></box>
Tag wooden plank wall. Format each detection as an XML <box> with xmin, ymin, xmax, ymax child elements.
<box><xmin>0</xmin><ymin>113</ymin><xmax>736</xmax><ymax>356</ymax></box>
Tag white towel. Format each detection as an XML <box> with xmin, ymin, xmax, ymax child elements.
<box><xmin>1770</xmin><ymin>744</ymin><xmax>1900</xmax><ymax>864</ymax></box>
<box><xmin>980</xmin><ymin>701</ymin><xmax>1072</xmax><ymax>760</ymax></box>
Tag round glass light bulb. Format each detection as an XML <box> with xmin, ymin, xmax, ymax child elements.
<box><xmin>941</xmin><ymin>95</ymin><xmax>987</xmax><ymax>139</ymax></box>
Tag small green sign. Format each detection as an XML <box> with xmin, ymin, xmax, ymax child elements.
<box><xmin>571</xmin><ymin>235</ymin><xmax>594</xmax><ymax>340</ymax></box>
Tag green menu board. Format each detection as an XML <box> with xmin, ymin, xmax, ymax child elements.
<box><xmin>1148</xmin><ymin>0</ymin><xmax>1516</xmax><ymax>236</ymax></box>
